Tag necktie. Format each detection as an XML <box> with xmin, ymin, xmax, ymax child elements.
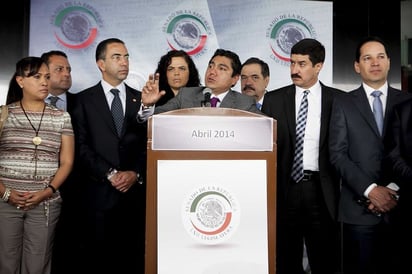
<box><xmin>49</xmin><ymin>96</ymin><xmax>59</xmax><ymax>107</ymax></box>
<box><xmin>110</xmin><ymin>89</ymin><xmax>124</xmax><ymax>136</ymax></box>
<box><xmin>210</xmin><ymin>97</ymin><xmax>220</xmax><ymax>107</ymax></box>
<box><xmin>256</xmin><ymin>102</ymin><xmax>262</xmax><ymax>110</ymax></box>
<box><xmin>291</xmin><ymin>90</ymin><xmax>309</xmax><ymax>183</ymax></box>
<box><xmin>371</xmin><ymin>90</ymin><xmax>383</xmax><ymax>136</ymax></box>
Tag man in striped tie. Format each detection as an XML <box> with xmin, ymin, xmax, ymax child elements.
<box><xmin>261</xmin><ymin>38</ymin><xmax>344</xmax><ymax>274</ymax></box>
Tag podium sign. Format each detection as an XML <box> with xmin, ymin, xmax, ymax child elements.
<box><xmin>146</xmin><ymin>108</ymin><xmax>277</xmax><ymax>274</ymax></box>
<box><xmin>152</xmin><ymin>115</ymin><xmax>273</xmax><ymax>151</ymax></box>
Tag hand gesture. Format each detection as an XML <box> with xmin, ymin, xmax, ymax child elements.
<box><xmin>141</xmin><ymin>73</ymin><xmax>166</xmax><ymax>106</ymax></box>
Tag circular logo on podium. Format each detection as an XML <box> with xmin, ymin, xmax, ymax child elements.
<box><xmin>182</xmin><ymin>185</ymin><xmax>240</xmax><ymax>245</ymax></box>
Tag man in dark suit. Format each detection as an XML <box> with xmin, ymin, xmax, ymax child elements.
<box><xmin>70</xmin><ymin>38</ymin><xmax>147</xmax><ymax>274</ymax></box>
<box><xmin>41</xmin><ymin>50</ymin><xmax>76</xmax><ymax>112</ymax></box>
<box><xmin>384</xmin><ymin>97</ymin><xmax>412</xmax><ymax>273</ymax></box>
<box><xmin>262</xmin><ymin>38</ymin><xmax>342</xmax><ymax>274</ymax></box>
<box><xmin>329</xmin><ymin>36</ymin><xmax>412</xmax><ymax>274</ymax></box>
<box><xmin>137</xmin><ymin>49</ymin><xmax>261</xmax><ymax>117</ymax></box>
<box><xmin>41</xmin><ymin>50</ymin><xmax>82</xmax><ymax>274</ymax></box>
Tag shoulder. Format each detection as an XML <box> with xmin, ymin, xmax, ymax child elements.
<box><xmin>76</xmin><ymin>83</ymin><xmax>101</xmax><ymax>97</ymax></box>
<box><xmin>265</xmin><ymin>84</ymin><xmax>294</xmax><ymax>98</ymax></box>
<box><xmin>180</xmin><ymin>86</ymin><xmax>203</xmax><ymax>93</ymax></box>
<box><xmin>125</xmin><ymin>83</ymin><xmax>140</xmax><ymax>94</ymax></box>
<box><xmin>320</xmin><ymin>82</ymin><xmax>345</xmax><ymax>95</ymax></box>
<box><xmin>388</xmin><ymin>86</ymin><xmax>412</xmax><ymax>106</ymax></box>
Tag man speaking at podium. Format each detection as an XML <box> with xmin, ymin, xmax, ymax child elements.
<box><xmin>137</xmin><ymin>49</ymin><xmax>261</xmax><ymax>121</ymax></box>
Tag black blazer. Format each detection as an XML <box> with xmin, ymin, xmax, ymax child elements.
<box><xmin>384</xmin><ymin>98</ymin><xmax>412</xmax><ymax>205</ymax></box>
<box><xmin>262</xmin><ymin>82</ymin><xmax>342</xmax><ymax>220</ymax></box>
<box><xmin>329</xmin><ymin>86</ymin><xmax>412</xmax><ymax>225</ymax></box>
<box><xmin>66</xmin><ymin>91</ymin><xmax>77</xmax><ymax>114</ymax></box>
<box><xmin>71</xmin><ymin>82</ymin><xmax>147</xmax><ymax>210</ymax></box>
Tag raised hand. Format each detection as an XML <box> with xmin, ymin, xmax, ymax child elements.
<box><xmin>141</xmin><ymin>73</ymin><xmax>166</xmax><ymax>106</ymax></box>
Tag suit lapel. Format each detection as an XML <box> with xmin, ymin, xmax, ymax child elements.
<box><xmin>319</xmin><ymin>85</ymin><xmax>332</xmax><ymax>149</ymax></box>
<box><xmin>352</xmin><ymin>87</ymin><xmax>381</xmax><ymax>137</ymax></box>
<box><xmin>123</xmin><ymin>85</ymin><xmax>141</xmax><ymax>132</ymax></box>
<box><xmin>220</xmin><ymin>90</ymin><xmax>235</xmax><ymax>108</ymax></box>
<box><xmin>285</xmin><ymin>87</ymin><xmax>296</xmax><ymax>144</ymax></box>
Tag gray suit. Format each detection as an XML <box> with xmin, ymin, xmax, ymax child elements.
<box><xmin>154</xmin><ymin>86</ymin><xmax>262</xmax><ymax>114</ymax></box>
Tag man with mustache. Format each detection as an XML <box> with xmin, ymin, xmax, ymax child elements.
<box><xmin>240</xmin><ymin>57</ymin><xmax>270</xmax><ymax>110</ymax></box>
<box><xmin>261</xmin><ymin>38</ymin><xmax>344</xmax><ymax>274</ymax></box>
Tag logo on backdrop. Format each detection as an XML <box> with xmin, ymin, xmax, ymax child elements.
<box><xmin>163</xmin><ymin>11</ymin><xmax>212</xmax><ymax>56</ymax></box>
<box><xmin>182</xmin><ymin>185</ymin><xmax>240</xmax><ymax>245</ymax></box>
<box><xmin>51</xmin><ymin>3</ymin><xmax>103</xmax><ymax>50</ymax></box>
<box><xmin>266</xmin><ymin>14</ymin><xmax>316</xmax><ymax>66</ymax></box>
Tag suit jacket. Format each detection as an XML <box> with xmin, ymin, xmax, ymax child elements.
<box><xmin>71</xmin><ymin>82</ymin><xmax>147</xmax><ymax>210</ymax></box>
<box><xmin>154</xmin><ymin>86</ymin><xmax>262</xmax><ymax>114</ymax></box>
<box><xmin>329</xmin><ymin>85</ymin><xmax>412</xmax><ymax>225</ymax></box>
<box><xmin>66</xmin><ymin>91</ymin><xmax>77</xmax><ymax>113</ymax></box>
<box><xmin>262</xmin><ymin>82</ymin><xmax>342</xmax><ymax>220</ymax></box>
<box><xmin>384</xmin><ymin>98</ymin><xmax>412</xmax><ymax>200</ymax></box>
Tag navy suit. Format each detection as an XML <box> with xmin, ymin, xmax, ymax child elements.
<box><xmin>51</xmin><ymin>91</ymin><xmax>80</xmax><ymax>274</ymax></box>
<box><xmin>329</xmin><ymin>85</ymin><xmax>412</xmax><ymax>273</ymax></box>
<box><xmin>71</xmin><ymin>82</ymin><xmax>147</xmax><ymax>274</ymax></box>
<box><xmin>383</xmin><ymin>97</ymin><xmax>412</xmax><ymax>272</ymax></box>
<box><xmin>262</xmin><ymin>82</ymin><xmax>342</xmax><ymax>274</ymax></box>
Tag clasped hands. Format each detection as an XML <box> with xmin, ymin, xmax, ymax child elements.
<box><xmin>366</xmin><ymin>185</ymin><xmax>398</xmax><ymax>215</ymax></box>
<box><xmin>141</xmin><ymin>73</ymin><xmax>166</xmax><ymax>107</ymax></box>
<box><xmin>10</xmin><ymin>190</ymin><xmax>47</xmax><ymax>211</ymax></box>
<box><xmin>107</xmin><ymin>170</ymin><xmax>138</xmax><ymax>193</ymax></box>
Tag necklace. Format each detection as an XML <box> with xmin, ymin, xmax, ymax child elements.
<box><xmin>20</xmin><ymin>101</ymin><xmax>46</xmax><ymax>146</ymax></box>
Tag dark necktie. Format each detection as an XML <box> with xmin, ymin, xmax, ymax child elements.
<box><xmin>291</xmin><ymin>90</ymin><xmax>309</xmax><ymax>182</ymax></box>
<box><xmin>210</xmin><ymin>97</ymin><xmax>220</xmax><ymax>107</ymax></box>
<box><xmin>49</xmin><ymin>96</ymin><xmax>59</xmax><ymax>107</ymax></box>
<box><xmin>371</xmin><ymin>90</ymin><xmax>383</xmax><ymax>135</ymax></box>
<box><xmin>110</xmin><ymin>89</ymin><xmax>124</xmax><ymax>136</ymax></box>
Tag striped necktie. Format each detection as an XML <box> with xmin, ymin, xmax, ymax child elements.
<box><xmin>291</xmin><ymin>90</ymin><xmax>309</xmax><ymax>182</ymax></box>
<box><xmin>49</xmin><ymin>96</ymin><xmax>59</xmax><ymax>107</ymax></box>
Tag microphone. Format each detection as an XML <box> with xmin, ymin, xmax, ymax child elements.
<box><xmin>201</xmin><ymin>87</ymin><xmax>212</xmax><ymax>107</ymax></box>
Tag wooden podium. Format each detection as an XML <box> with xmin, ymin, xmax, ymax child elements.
<box><xmin>145</xmin><ymin>107</ymin><xmax>277</xmax><ymax>274</ymax></box>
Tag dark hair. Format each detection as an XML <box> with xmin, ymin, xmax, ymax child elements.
<box><xmin>209</xmin><ymin>49</ymin><xmax>242</xmax><ymax>77</ymax></box>
<box><xmin>6</xmin><ymin>57</ymin><xmax>46</xmax><ymax>104</ymax></box>
<box><xmin>291</xmin><ymin>38</ymin><xmax>325</xmax><ymax>66</ymax></box>
<box><xmin>241</xmin><ymin>57</ymin><xmax>270</xmax><ymax>77</ymax></box>
<box><xmin>355</xmin><ymin>36</ymin><xmax>389</xmax><ymax>62</ymax></box>
<box><xmin>155</xmin><ymin>50</ymin><xmax>201</xmax><ymax>106</ymax></box>
<box><xmin>40</xmin><ymin>50</ymin><xmax>68</xmax><ymax>64</ymax></box>
<box><xmin>95</xmin><ymin>38</ymin><xmax>125</xmax><ymax>61</ymax></box>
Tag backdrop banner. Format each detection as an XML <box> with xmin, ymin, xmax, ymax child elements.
<box><xmin>29</xmin><ymin>0</ymin><xmax>332</xmax><ymax>93</ymax></box>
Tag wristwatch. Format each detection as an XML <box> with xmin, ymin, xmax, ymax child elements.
<box><xmin>107</xmin><ymin>168</ymin><xmax>118</xmax><ymax>180</ymax></box>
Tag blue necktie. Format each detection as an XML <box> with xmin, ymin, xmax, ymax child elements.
<box><xmin>291</xmin><ymin>90</ymin><xmax>309</xmax><ymax>182</ymax></box>
<box><xmin>110</xmin><ymin>89</ymin><xmax>124</xmax><ymax>136</ymax></box>
<box><xmin>256</xmin><ymin>102</ymin><xmax>262</xmax><ymax>110</ymax></box>
<box><xmin>371</xmin><ymin>90</ymin><xmax>383</xmax><ymax>136</ymax></box>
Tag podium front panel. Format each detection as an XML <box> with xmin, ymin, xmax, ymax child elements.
<box><xmin>157</xmin><ymin>160</ymin><xmax>268</xmax><ymax>274</ymax></box>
